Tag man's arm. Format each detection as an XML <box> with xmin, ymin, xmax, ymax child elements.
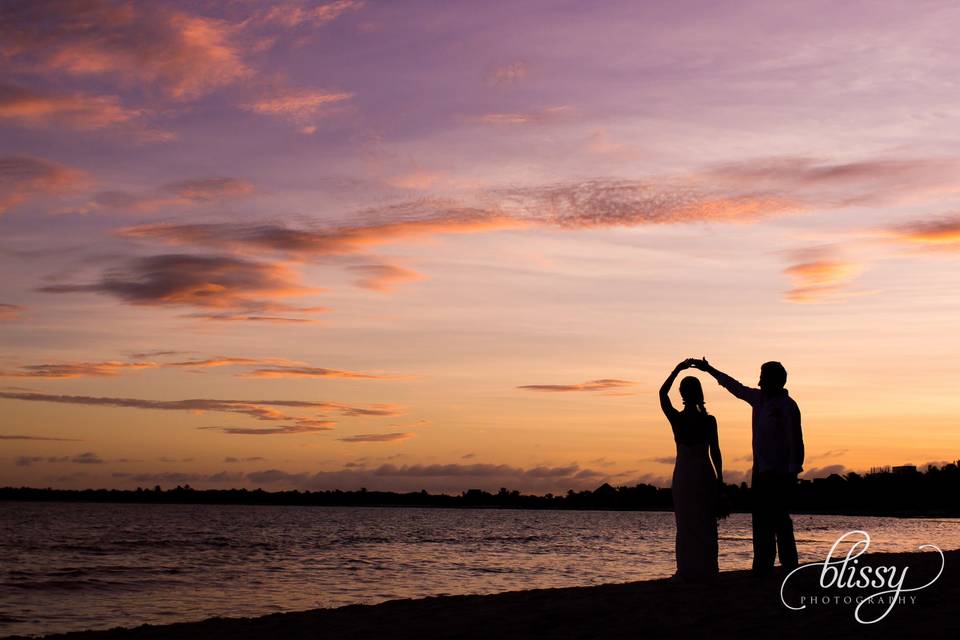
<box><xmin>693</xmin><ymin>358</ymin><xmax>760</xmax><ymax>405</ymax></box>
<box><xmin>788</xmin><ymin>400</ymin><xmax>804</xmax><ymax>474</ymax></box>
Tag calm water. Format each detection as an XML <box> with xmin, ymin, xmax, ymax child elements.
<box><xmin>1</xmin><ymin>502</ymin><xmax>959</xmax><ymax>637</ymax></box>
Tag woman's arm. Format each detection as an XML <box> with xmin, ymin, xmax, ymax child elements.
<box><xmin>659</xmin><ymin>360</ymin><xmax>690</xmax><ymax>418</ymax></box>
<box><xmin>708</xmin><ymin>416</ymin><xmax>723</xmax><ymax>483</ymax></box>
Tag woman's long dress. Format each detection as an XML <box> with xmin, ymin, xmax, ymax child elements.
<box><xmin>668</xmin><ymin>410</ymin><xmax>719</xmax><ymax>580</ymax></box>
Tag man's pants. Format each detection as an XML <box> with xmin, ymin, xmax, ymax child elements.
<box><xmin>751</xmin><ymin>469</ymin><xmax>798</xmax><ymax>573</ymax></box>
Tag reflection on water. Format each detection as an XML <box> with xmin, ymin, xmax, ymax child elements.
<box><xmin>1</xmin><ymin>502</ymin><xmax>958</xmax><ymax>637</ymax></box>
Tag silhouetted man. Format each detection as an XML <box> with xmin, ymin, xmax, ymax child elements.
<box><xmin>692</xmin><ymin>358</ymin><xmax>804</xmax><ymax>575</ymax></box>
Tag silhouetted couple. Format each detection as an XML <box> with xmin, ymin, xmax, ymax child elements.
<box><xmin>659</xmin><ymin>358</ymin><xmax>804</xmax><ymax>582</ymax></box>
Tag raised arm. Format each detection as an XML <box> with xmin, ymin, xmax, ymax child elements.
<box><xmin>691</xmin><ymin>357</ymin><xmax>760</xmax><ymax>405</ymax></box>
<box><xmin>659</xmin><ymin>360</ymin><xmax>692</xmax><ymax>418</ymax></box>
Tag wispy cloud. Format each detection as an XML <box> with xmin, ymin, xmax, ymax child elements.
<box><xmin>239</xmin><ymin>365</ymin><xmax>399</xmax><ymax>379</ymax></box>
<box><xmin>473</xmin><ymin>105</ymin><xmax>574</xmax><ymax>125</ymax></box>
<box><xmin>483</xmin><ymin>61</ymin><xmax>529</xmax><ymax>87</ymax></box>
<box><xmin>518</xmin><ymin>379</ymin><xmax>636</xmax><ymax>392</ymax></box>
<box><xmin>783</xmin><ymin>258</ymin><xmax>861</xmax><ymax>303</ymax></box>
<box><xmin>0</xmin><ymin>390</ymin><xmax>400</xmax><ymax>427</ymax></box>
<box><xmin>203</xmin><ymin>420</ymin><xmax>337</xmax><ymax>435</ymax></box>
<box><xmin>39</xmin><ymin>254</ymin><xmax>320</xmax><ymax>313</ymax></box>
<box><xmin>0</xmin><ymin>156</ymin><xmax>85</xmax><ymax>214</ymax></box>
<box><xmin>15</xmin><ymin>451</ymin><xmax>103</xmax><ymax>466</ymax></box>
<box><xmin>0</xmin><ymin>303</ymin><xmax>24</xmax><ymax>320</ymax></box>
<box><xmin>338</xmin><ymin>432</ymin><xmax>414</xmax><ymax>443</ymax></box>
<box><xmin>0</xmin><ymin>361</ymin><xmax>157</xmax><ymax>378</ymax></box>
<box><xmin>89</xmin><ymin>177</ymin><xmax>253</xmax><ymax>213</ymax></box>
<box><xmin>0</xmin><ymin>355</ymin><xmax>313</xmax><ymax>378</ymax></box>
<box><xmin>242</xmin><ymin>87</ymin><xmax>352</xmax><ymax>128</ymax></box>
<box><xmin>252</xmin><ymin>0</ymin><xmax>364</xmax><ymax>30</ymax></box>
<box><xmin>886</xmin><ymin>215</ymin><xmax>960</xmax><ymax>251</ymax></box>
<box><xmin>348</xmin><ymin>263</ymin><xmax>424</xmax><ymax>292</ymax></box>
<box><xmin>0</xmin><ymin>0</ymin><xmax>252</xmax><ymax>100</ymax></box>
<box><xmin>0</xmin><ymin>83</ymin><xmax>171</xmax><ymax>140</ymax></box>
<box><xmin>0</xmin><ymin>434</ymin><xmax>81</xmax><ymax>441</ymax></box>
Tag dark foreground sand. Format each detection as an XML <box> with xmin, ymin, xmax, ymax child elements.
<box><xmin>11</xmin><ymin>549</ymin><xmax>957</xmax><ymax>640</ymax></box>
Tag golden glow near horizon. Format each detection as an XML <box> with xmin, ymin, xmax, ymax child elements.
<box><xmin>2</xmin><ymin>1</ymin><xmax>960</xmax><ymax>493</ymax></box>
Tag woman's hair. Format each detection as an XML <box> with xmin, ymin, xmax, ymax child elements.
<box><xmin>678</xmin><ymin>376</ymin><xmax>708</xmax><ymax>415</ymax></box>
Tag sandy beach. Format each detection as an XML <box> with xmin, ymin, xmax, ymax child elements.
<box><xmin>7</xmin><ymin>548</ymin><xmax>953</xmax><ymax>640</ymax></box>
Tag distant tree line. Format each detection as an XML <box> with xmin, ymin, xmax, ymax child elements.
<box><xmin>3</xmin><ymin>461</ymin><xmax>959</xmax><ymax>516</ymax></box>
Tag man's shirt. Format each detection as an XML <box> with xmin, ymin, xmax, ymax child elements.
<box><xmin>713</xmin><ymin>371</ymin><xmax>804</xmax><ymax>474</ymax></box>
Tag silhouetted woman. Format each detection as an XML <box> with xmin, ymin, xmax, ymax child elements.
<box><xmin>659</xmin><ymin>359</ymin><xmax>723</xmax><ymax>581</ymax></box>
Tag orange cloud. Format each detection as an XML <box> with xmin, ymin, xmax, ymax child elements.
<box><xmin>119</xmin><ymin>209</ymin><xmax>530</xmax><ymax>257</ymax></box>
<box><xmin>202</xmin><ymin>417</ymin><xmax>338</xmax><ymax>435</ymax></box>
<box><xmin>254</xmin><ymin>0</ymin><xmax>364</xmax><ymax>30</ymax></box>
<box><xmin>887</xmin><ymin>216</ymin><xmax>960</xmax><ymax>250</ymax></box>
<box><xmin>240</xmin><ymin>366</ymin><xmax>398</xmax><ymax>379</ymax></box>
<box><xmin>0</xmin><ymin>83</ymin><xmax>171</xmax><ymax>140</ymax></box>
<box><xmin>0</xmin><ymin>390</ymin><xmax>398</xmax><ymax>425</ymax></box>
<box><xmin>39</xmin><ymin>254</ymin><xmax>320</xmax><ymax>312</ymax></box>
<box><xmin>165</xmin><ymin>356</ymin><xmax>301</xmax><ymax>368</ymax></box>
<box><xmin>0</xmin><ymin>156</ymin><xmax>85</xmax><ymax>214</ymax></box>
<box><xmin>473</xmin><ymin>105</ymin><xmax>574</xmax><ymax>125</ymax></box>
<box><xmin>348</xmin><ymin>263</ymin><xmax>424</xmax><ymax>292</ymax></box>
<box><xmin>386</xmin><ymin>169</ymin><xmax>445</xmax><ymax>190</ymax></box>
<box><xmin>0</xmin><ymin>1</ymin><xmax>252</xmax><ymax>99</ymax></box>
<box><xmin>90</xmin><ymin>177</ymin><xmax>253</xmax><ymax>213</ymax></box>
<box><xmin>0</xmin><ymin>361</ymin><xmax>156</xmax><ymax>378</ymax></box>
<box><xmin>0</xmin><ymin>434</ymin><xmax>81</xmax><ymax>441</ymax></box>
<box><xmin>184</xmin><ymin>313</ymin><xmax>322</xmax><ymax>324</ymax></box>
<box><xmin>0</xmin><ymin>354</ymin><xmax>311</xmax><ymax>378</ymax></box>
<box><xmin>338</xmin><ymin>432</ymin><xmax>414</xmax><ymax>443</ymax></box>
<box><xmin>163</xmin><ymin>177</ymin><xmax>254</xmax><ymax>201</ymax></box>
<box><xmin>0</xmin><ymin>303</ymin><xmax>24</xmax><ymax>320</ymax></box>
<box><xmin>242</xmin><ymin>88</ymin><xmax>352</xmax><ymax>124</ymax></box>
<box><xmin>518</xmin><ymin>379</ymin><xmax>637</xmax><ymax>392</ymax></box>
<box><xmin>783</xmin><ymin>259</ymin><xmax>861</xmax><ymax>303</ymax></box>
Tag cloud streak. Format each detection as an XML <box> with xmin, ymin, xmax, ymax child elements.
<box><xmin>518</xmin><ymin>379</ymin><xmax>636</xmax><ymax>392</ymax></box>
<box><xmin>0</xmin><ymin>390</ymin><xmax>400</xmax><ymax>427</ymax></box>
<box><xmin>0</xmin><ymin>0</ymin><xmax>252</xmax><ymax>100</ymax></box>
<box><xmin>39</xmin><ymin>253</ymin><xmax>321</xmax><ymax>314</ymax></box>
<box><xmin>338</xmin><ymin>432</ymin><xmax>414</xmax><ymax>443</ymax></box>
<box><xmin>0</xmin><ymin>83</ymin><xmax>170</xmax><ymax>140</ymax></box>
<box><xmin>0</xmin><ymin>303</ymin><xmax>24</xmax><ymax>320</ymax></box>
<box><xmin>0</xmin><ymin>156</ymin><xmax>84</xmax><ymax>214</ymax></box>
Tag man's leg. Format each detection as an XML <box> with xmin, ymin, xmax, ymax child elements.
<box><xmin>751</xmin><ymin>469</ymin><xmax>776</xmax><ymax>574</ymax></box>
<box><xmin>774</xmin><ymin>472</ymin><xmax>799</xmax><ymax>569</ymax></box>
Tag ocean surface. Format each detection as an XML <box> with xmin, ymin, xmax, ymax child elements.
<box><xmin>1</xmin><ymin>502</ymin><xmax>958</xmax><ymax>638</ymax></box>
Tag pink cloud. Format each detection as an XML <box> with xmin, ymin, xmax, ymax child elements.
<box><xmin>0</xmin><ymin>1</ymin><xmax>252</xmax><ymax>99</ymax></box>
<box><xmin>0</xmin><ymin>303</ymin><xmax>24</xmax><ymax>320</ymax></box>
<box><xmin>0</xmin><ymin>83</ymin><xmax>171</xmax><ymax>140</ymax></box>
<box><xmin>348</xmin><ymin>263</ymin><xmax>424</xmax><ymax>292</ymax></box>
<box><xmin>0</xmin><ymin>156</ymin><xmax>85</xmax><ymax>214</ymax></box>
<box><xmin>39</xmin><ymin>253</ymin><xmax>321</xmax><ymax>312</ymax></box>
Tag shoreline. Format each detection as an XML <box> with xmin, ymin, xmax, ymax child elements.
<box><xmin>3</xmin><ymin>499</ymin><xmax>958</xmax><ymax>519</ymax></box>
<box><xmin>8</xmin><ymin>548</ymin><xmax>956</xmax><ymax>640</ymax></box>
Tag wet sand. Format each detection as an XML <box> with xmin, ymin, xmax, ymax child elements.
<box><xmin>12</xmin><ymin>549</ymin><xmax>957</xmax><ymax>640</ymax></box>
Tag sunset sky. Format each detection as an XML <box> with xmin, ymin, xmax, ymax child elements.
<box><xmin>2</xmin><ymin>0</ymin><xmax>960</xmax><ymax>493</ymax></box>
